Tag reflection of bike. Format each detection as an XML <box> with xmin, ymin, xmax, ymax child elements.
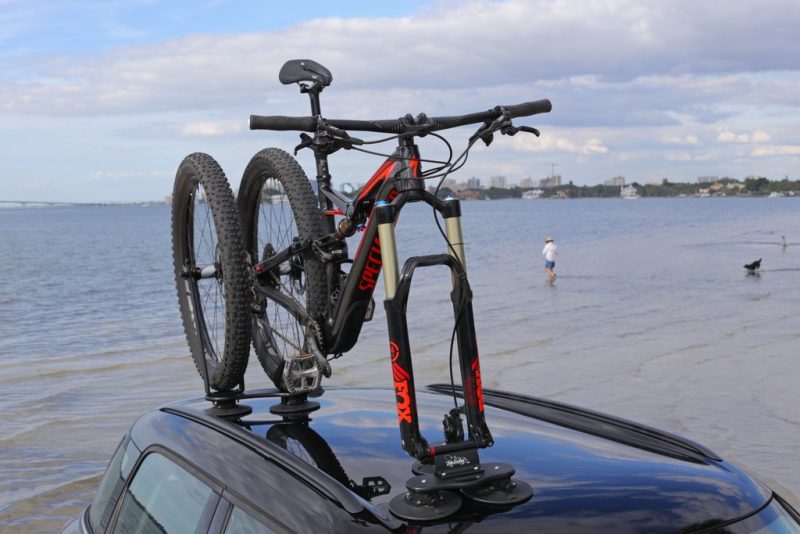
<box><xmin>265</xmin><ymin>421</ymin><xmax>529</xmax><ymax>530</ymax></box>
<box><xmin>172</xmin><ymin>58</ymin><xmax>549</xmax><ymax>521</ymax></box>
<box><xmin>266</xmin><ymin>423</ymin><xmax>390</xmax><ymax>502</ymax></box>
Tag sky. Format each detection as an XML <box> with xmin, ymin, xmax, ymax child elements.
<box><xmin>0</xmin><ymin>0</ymin><xmax>798</xmax><ymax>202</ymax></box>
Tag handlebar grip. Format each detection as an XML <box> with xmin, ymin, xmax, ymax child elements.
<box><xmin>250</xmin><ymin>115</ymin><xmax>318</xmax><ymax>131</ymax></box>
<box><xmin>502</xmin><ymin>99</ymin><xmax>552</xmax><ymax>119</ymax></box>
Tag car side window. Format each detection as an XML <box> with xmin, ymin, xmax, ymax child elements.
<box><xmin>88</xmin><ymin>437</ymin><xmax>140</xmax><ymax>532</ymax></box>
<box><xmin>112</xmin><ymin>452</ymin><xmax>215</xmax><ymax>534</ymax></box>
<box><xmin>224</xmin><ymin>506</ymin><xmax>276</xmax><ymax>534</ymax></box>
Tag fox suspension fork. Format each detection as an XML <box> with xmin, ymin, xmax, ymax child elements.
<box><xmin>379</xmin><ymin>198</ymin><xmax>532</xmax><ymax>522</ymax></box>
<box><xmin>376</xmin><ymin>198</ymin><xmax>493</xmax><ymax>463</ymax></box>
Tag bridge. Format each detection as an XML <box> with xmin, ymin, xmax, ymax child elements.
<box><xmin>0</xmin><ymin>200</ymin><xmax>157</xmax><ymax>207</ymax></box>
<box><xmin>0</xmin><ymin>200</ymin><xmax>109</xmax><ymax>207</ymax></box>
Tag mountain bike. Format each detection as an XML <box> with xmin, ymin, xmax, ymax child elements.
<box><xmin>172</xmin><ymin>57</ymin><xmax>550</xmax><ymax>466</ymax></box>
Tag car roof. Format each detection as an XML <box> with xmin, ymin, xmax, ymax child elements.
<box><xmin>131</xmin><ymin>385</ymin><xmax>771</xmax><ymax>532</ymax></box>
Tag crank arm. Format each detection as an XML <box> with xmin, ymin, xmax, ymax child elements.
<box><xmin>253</xmin><ymin>239</ymin><xmax>311</xmax><ymax>279</ymax></box>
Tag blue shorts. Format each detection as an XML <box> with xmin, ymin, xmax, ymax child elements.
<box><xmin>545</xmin><ymin>260</ymin><xmax>555</xmax><ymax>269</ymax></box>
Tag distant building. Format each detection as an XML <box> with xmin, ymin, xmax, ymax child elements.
<box><xmin>436</xmin><ymin>178</ymin><xmax>462</xmax><ymax>191</ymax></box>
<box><xmin>539</xmin><ymin>174</ymin><xmax>562</xmax><ymax>188</ymax></box>
<box><xmin>489</xmin><ymin>175</ymin><xmax>508</xmax><ymax>189</ymax></box>
<box><xmin>519</xmin><ymin>177</ymin><xmax>534</xmax><ymax>188</ymax></box>
<box><xmin>605</xmin><ymin>176</ymin><xmax>625</xmax><ymax>187</ymax></box>
<box><xmin>466</xmin><ymin>177</ymin><xmax>481</xmax><ymax>189</ymax></box>
<box><xmin>697</xmin><ymin>176</ymin><xmax>718</xmax><ymax>184</ymax></box>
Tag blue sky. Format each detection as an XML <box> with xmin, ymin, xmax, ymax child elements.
<box><xmin>1</xmin><ymin>0</ymin><xmax>798</xmax><ymax>202</ymax></box>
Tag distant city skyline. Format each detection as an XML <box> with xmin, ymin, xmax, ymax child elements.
<box><xmin>1</xmin><ymin>1</ymin><xmax>798</xmax><ymax>202</ymax></box>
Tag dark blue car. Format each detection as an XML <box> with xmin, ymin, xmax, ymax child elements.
<box><xmin>63</xmin><ymin>385</ymin><xmax>800</xmax><ymax>533</ymax></box>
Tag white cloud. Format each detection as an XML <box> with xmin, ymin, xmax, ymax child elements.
<box><xmin>1</xmin><ymin>0</ymin><xmax>800</xmax><ymax>117</ymax></box>
<box><xmin>752</xmin><ymin>145</ymin><xmax>800</xmax><ymax>156</ymax></box>
<box><xmin>584</xmin><ymin>138</ymin><xmax>609</xmax><ymax>154</ymax></box>
<box><xmin>717</xmin><ymin>130</ymin><xmax>749</xmax><ymax>143</ymax></box>
<box><xmin>665</xmin><ymin>134</ymin><xmax>700</xmax><ymax>146</ymax></box>
<box><xmin>752</xmin><ymin>130</ymin><xmax>771</xmax><ymax>143</ymax></box>
<box><xmin>180</xmin><ymin>120</ymin><xmax>243</xmax><ymax>136</ymax></box>
<box><xmin>718</xmin><ymin>128</ymin><xmax>773</xmax><ymax>145</ymax></box>
<box><xmin>667</xmin><ymin>152</ymin><xmax>693</xmax><ymax>161</ymax></box>
<box><xmin>510</xmin><ymin>131</ymin><xmax>609</xmax><ymax>155</ymax></box>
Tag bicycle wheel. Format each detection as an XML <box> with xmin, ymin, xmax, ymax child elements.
<box><xmin>266</xmin><ymin>424</ymin><xmax>349</xmax><ymax>485</ymax></box>
<box><xmin>172</xmin><ymin>152</ymin><xmax>252</xmax><ymax>391</ymax></box>
<box><xmin>237</xmin><ymin>148</ymin><xmax>327</xmax><ymax>390</ymax></box>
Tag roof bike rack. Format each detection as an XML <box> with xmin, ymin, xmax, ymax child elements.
<box><xmin>373</xmin><ymin>201</ymin><xmax>533</xmax><ymax>522</ymax></box>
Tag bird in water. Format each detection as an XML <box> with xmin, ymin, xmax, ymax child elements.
<box><xmin>744</xmin><ymin>258</ymin><xmax>762</xmax><ymax>273</ymax></box>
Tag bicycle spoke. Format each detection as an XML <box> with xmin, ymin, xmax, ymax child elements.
<box><xmin>192</xmin><ymin>182</ymin><xmax>226</xmax><ymax>362</ymax></box>
<box><xmin>270</xmin><ymin>325</ymin><xmax>304</xmax><ymax>353</ymax></box>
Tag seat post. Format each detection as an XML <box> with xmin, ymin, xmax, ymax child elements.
<box><xmin>307</xmin><ymin>88</ymin><xmax>322</xmax><ymax>116</ymax></box>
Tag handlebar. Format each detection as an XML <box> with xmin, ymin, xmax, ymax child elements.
<box><xmin>249</xmin><ymin>99</ymin><xmax>552</xmax><ymax>134</ymax></box>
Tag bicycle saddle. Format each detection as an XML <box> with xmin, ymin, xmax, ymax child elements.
<box><xmin>279</xmin><ymin>59</ymin><xmax>333</xmax><ymax>88</ymax></box>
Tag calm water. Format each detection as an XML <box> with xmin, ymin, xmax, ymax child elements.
<box><xmin>1</xmin><ymin>198</ymin><xmax>799</xmax><ymax>531</ymax></box>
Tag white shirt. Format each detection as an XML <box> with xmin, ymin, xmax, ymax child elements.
<box><xmin>542</xmin><ymin>242</ymin><xmax>557</xmax><ymax>262</ymax></box>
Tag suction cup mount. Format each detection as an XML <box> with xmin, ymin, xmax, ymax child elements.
<box><xmin>389</xmin><ymin>489</ymin><xmax>462</xmax><ymax>523</ymax></box>
<box><xmin>269</xmin><ymin>393</ymin><xmax>320</xmax><ymax>420</ymax></box>
<box><xmin>203</xmin><ymin>385</ymin><xmax>322</xmax><ymax>422</ymax></box>
<box><xmin>390</xmin><ymin>457</ymin><xmax>533</xmax><ymax>521</ymax></box>
<box><xmin>205</xmin><ymin>391</ymin><xmax>253</xmax><ymax>419</ymax></box>
<box><xmin>374</xmin><ymin>218</ymin><xmax>534</xmax><ymax>522</ymax></box>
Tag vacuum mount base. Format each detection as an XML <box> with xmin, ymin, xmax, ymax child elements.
<box><xmin>389</xmin><ymin>489</ymin><xmax>462</xmax><ymax>522</ymax></box>
<box><xmin>204</xmin><ymin>392</ymin><xmax>253</xmax><ymax>419</ymax></box>
<box><xmin>389</xmin><ymin>461</ymin><xmax>533</xmax><ymax>522</ymax></box>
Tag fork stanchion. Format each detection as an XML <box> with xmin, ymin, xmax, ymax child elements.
<box><xmin>376</xmin><ymin>201</ymin><xmax>399</xmax><ymax>299</ymax></box>
<box><xmin>443</xmin><ymin>198</ymin><xmax>466</xmax><ymax>273</ymax></box>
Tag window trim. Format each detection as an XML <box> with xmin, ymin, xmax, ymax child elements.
<box><xmin>106</xmin><ymin>445</ymin><xmax>223</xmax><ymax>533</ymax></box>
<box><xmin>217</xmin><ymin>488</ymin><xmax>289</xmax><ymax>533</ymax></box>
<box><xmin>87</xmin><ymin>435</ymin><xmax>127</xmax><ymax>532</ymax></box>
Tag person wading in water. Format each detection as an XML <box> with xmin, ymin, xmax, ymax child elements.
<box><xmin>542</xmin><ymin>236</ymin><xmax>557</xmax><ymax>280</ymax></box>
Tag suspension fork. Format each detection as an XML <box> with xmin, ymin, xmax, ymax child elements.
<box><xmin>377</xmin><ymin>198</ymin><xmax>493</xmax><ymax>462</ymax></box>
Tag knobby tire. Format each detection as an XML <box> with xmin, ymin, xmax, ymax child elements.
<box><xmin>237</xmin><ymin>148</ymin><xmax>327</xmax><ymax>389</ymax></box>
<box><xmin>172</xmin><ymin>153</ymin><xmax>252</xmax><ymax>391</ymax></box>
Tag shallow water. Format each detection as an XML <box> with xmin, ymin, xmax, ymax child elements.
<box><xmin>1</xmin><ymin>198</ymin><xmax>798</xmax><ymax>532</ymax></box>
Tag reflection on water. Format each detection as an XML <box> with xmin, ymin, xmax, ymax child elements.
<box><xmin>1</xmin><ymin>198</ymin><xmax>799</xmax><ymax>531</ymax></box>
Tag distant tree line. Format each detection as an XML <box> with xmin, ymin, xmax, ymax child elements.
<box><xmin>432</xmin><ymin>176</ymin><xmax>800</xmax><ymax>200</ymax></box>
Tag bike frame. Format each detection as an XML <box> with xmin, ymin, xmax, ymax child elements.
<box><xmin>314</xmin><ymin>136</ymin><xmax>464</xmax><ymax>353</ymax></box>
<box><xmin>253</xmin><ymin>125</ymin><xmax>491</xmax><ymax>461</ymax></box>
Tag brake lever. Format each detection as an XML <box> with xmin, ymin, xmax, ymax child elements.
<box><xmin>294</xmin><ymin>133</ymin><xmax>314</xmax><ymax>155</ymax></box>
<box><xmin>469</xmin><ymin>119</ymin><xmax>497</xmax><ymax>146</ymax></box>
<box><xmin>500</xmin><ymin>124</ymin><xmax>541</xmax><ymax>137</ymax></box>
<box><xmin>321</xmin><ymin>123</ymin><xmax>365</xmax><ymax>148</ymax></box>
<box><xmin>470</xmin><ymin>107</ymin><xmax>516</xmax><ymax>146</ymax></box>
